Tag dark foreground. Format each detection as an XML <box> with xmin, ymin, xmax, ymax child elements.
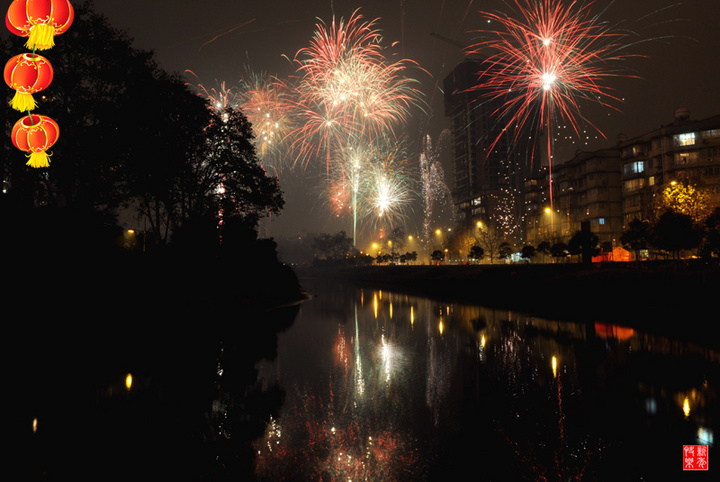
<box><xmin>303</xmin><ymin>260</ymin><xmax>720</xmax><ymax>350</ymax></box>
<box><xmin>13</xmin><ymin>254</ymin><xmax>718</xmax><ymax>480</ymax></box>
<box><xmin>12</xmin><ymin>252</ymin><xmax>305</xmax><ymax>481</ymax></box>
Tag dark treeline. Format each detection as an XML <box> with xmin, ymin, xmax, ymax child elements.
<box><xmin>5</xmin><ymin>4</ymin><xmax>303</xmax><ymax>480</ymax></box>
<box><xmin>1</xmin><ymin>1</ymin><xmax>299</xmax><ymax>305</ymax></box>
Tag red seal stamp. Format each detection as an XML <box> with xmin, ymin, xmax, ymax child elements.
<box><xmin>683</xmin><ymin>445</ymin><xmax>709</xmax><ymax>471</ymax></box>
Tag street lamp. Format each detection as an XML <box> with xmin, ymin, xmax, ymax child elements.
<box><xmin>544</xmin><ymin>207</ymin><xmax>553</xmax><ymax>237</ymax></box>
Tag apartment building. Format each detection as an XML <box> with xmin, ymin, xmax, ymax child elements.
<box><xmin>443</xmin><ymin>59</ymin><xmax>537</xmax><ymax>242</ymax></box>
<box><xmin>619</xmin><ymin>108</ymin><xmax>720</xmax><ymax>225</ymax></box>
<box><xmin>524</xmin><ymin>148</ymin><xmax>623</xmax><ymax>246</ymax></box>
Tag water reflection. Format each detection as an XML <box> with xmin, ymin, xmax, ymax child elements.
<box><xmin>255</xmin><ymin>279</ymin><xmax>718</xmax><ymax>480</ymax></box>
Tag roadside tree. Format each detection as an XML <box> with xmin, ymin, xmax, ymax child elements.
<box><xmin>550</xmin><ymin>242</ymin><xmax>569</xmax><ymax>263</ymax></box>
<box><xmin>430</xmin><ymin>249</ymin><xmax>445</xmax><ymax>264</ymax></box>
<box><xmin>655</xmin><ymin>181</ymin><xmax>712</xmax><ymax>224</ymax></box>
<box><xmin>521</xmin><ymin>245</ymin><xmax>536</xmax><ymax>263</ymax></box>
<box><xmin>537</xmin><ymin>241</ymin><xmax>551</xmax><ymax>263</ymax></box>
<box><xmin>469</xmin><ymin>245</ymin><xmax>485</xmax><ymax>263</ymax></box>
<box><xmin>651</xmin><ymin>210</ymin><xmax>702</xmax><ymax>259</ymax></box>
<box><xmin>621</xmin><ymin>219</ymin><xmax>651</xmax><ymax>262</ymax></box>
<box><xmin>498</xmin><ymin>242</ymin><xmax>513</xmax><ymax>262</ymax></box>
<box><xmin>475</xmin><ymin>225</ymin><xmax>505</xmax><ymax>264</ymax></box>
<box><xmin>568</xmin><ymin>228</ymin><xmax>600</xmax><ymax>264</ymax></box>
<box><xmin>702</xmin><ymin>207</ymin><xmax>720</xmax><ymax>259</ymax></box>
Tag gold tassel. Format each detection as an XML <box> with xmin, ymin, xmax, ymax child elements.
<box><xmin>26</xmin><ymin>24</ymin><xmax>56</xmax><ymax>51</ymax></box>
<box><xmin>10</xmin><ymin>91</ymin><xmax>37</xmax><ymax>112</ymax></box>
<box><xmin>26</xmin><ymin>151</ymin><xmax>52</xmax><ymax>168</ymax></box>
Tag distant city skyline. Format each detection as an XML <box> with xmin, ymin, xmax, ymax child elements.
<box><xmin>45</xmin><ymin>0</ymin><xmax>720</xmax><ymax>242</ymax></box>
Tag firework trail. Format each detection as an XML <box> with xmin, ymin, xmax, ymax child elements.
<box><xmin>290</xmin><ymin>9</ymin><xmax>425</xmax><ymax>172</ymax></box>
<box><xmin>465</xmin><ymin>0</ymin><xmax>637</xmax><ymax>213</ymax></box>
<box><xmin>419</xmin><ymin>130</ymin><xmax>455</xmax><ymax>248</ymax></box>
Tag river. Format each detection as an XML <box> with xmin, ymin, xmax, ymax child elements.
<box><xmin>252</xmin><ymin>277</ymin><xmax>718</xmax><ymax>480</ymax></box>
<box><xmin>18</xmin><ymin>276</ymin><xmax>717</xmax><ymax>480</ymax></box>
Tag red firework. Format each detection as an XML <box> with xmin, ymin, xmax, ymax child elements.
<box><xmin>238</xmin><ymin>71</ymin><xmax>296</xmax><ymax>175</ymax></box>
<box><xmin>290</xmin><ymin>9</ymin><xmax>424</xmax><ymax>172</ymax></box>
<box><xmin>466</xmin><ymin>0</ymin><xmax>638</xmax><ymax>210</ymax></box>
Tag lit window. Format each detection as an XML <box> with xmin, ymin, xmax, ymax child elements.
<box><xmin>674</xmin><ymin>132</ymin><xmax>696</xmax><ymax>146</ymax></box>
<box><xmin>675</xmin><ymin>151</ymin><xmax>700</xmax><ymax>165</ymax></box>
<box><xmin>624</xmin><ymin>178</ymin><xmax>646</xmax><ymax>192</ymax></box>
<box><xmin>623</xmin><ymin>161</ymin><xmax>644</xmax><ymax>176</ymax></box>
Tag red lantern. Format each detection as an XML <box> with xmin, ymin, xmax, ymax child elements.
<box><xmin>4</xmin><ymin>53</ymin><xmax>53</xmax><ymax>111</ymax></box>
<box><xmin>11</xmin><ymin>114</ymin><xmax>60</xmax><ymax>168</ymax></box>
<box><xmin>5</xmin><ymin>0</ymin><xmax>74</xmax><ymax>51</ymax></box>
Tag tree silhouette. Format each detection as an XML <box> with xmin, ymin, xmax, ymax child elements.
<box><xmin>651</xmin><ymin>210</ymin><xmax>701</xmax><ymax>259</ymax></box>
<box><xmin>521</xmin><ymin>245</ymin><xmax>536</xmax><ymax>263</ymax></box>
<box><xmin>568</xmin><ymin>227</ymin><xmax>600</xmax><ymax>264</ymax></box>
<box><xmin>2</xmin><ymin>2</ymin><xmax>284</xmax><ymax>251</ymax></box>
<box><xmin>702</xmin><ymin>207</ymin><xmax>720</xmax><ymax>259</ymax></box>
<box><xmin>312</xmin><ymin>231</ymin><xmax>353</xmax><ymax>261</ymax></box>
<box><xmin>469</xmin><ymin>244</ymin><xmax>485</xmax><ymax>263</ymax></box>
<box><xmin>430</xmin><ymin>249</ymin><xmax>445</xmax><ymax>264</ymax></box>
<box><xmin>537</xmin><ymin>241</ymin><xmax>551</xmax><ymax>263</ymax></box>
<box><xmin>550</xmin><ymin>242</ymin><xmax>569</xmax><ymax>263</ymax></box>
<box><xmin>621</xmin><ymin>219</ymin><xmax>651</xmax><ymax>263</ymax></box>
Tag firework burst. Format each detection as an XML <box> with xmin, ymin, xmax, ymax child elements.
<box><xmin>466</xmin><ymin>0</ymin><xmax>638</xmax><ymax>211</ymax></box>
<box><xmin>357</xmin><ymin>139</ymin><xmax>416</xmax><ymax>237</ymax></box>
<box><xmin>290</xmin><ymin>9</ymin><xmax>425</xmax><ymax>171</ymax></box>
<box><xmin>319</xmin><ymin>137</ymin><xmax>416</xmax><ymax>243</ymax></box>
<box><xmin>237</xmin><ymin>69</ymin><xmax>296</xmax><ymax>176</ymax></box>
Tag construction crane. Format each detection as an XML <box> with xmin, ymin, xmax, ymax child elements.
<box><xmin>430</xmin><ymin>31</ymin><xmax>466</xmax><ymax>51</ymax></box>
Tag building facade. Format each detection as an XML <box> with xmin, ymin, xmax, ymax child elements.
<box><xmin>524</xmin><ymin>148</ymin><xmax>623</xmax><ymax>246</ymax></box>
<box><xmin>619</xmin><ymin>108</ymin><xmax>720</xmax><ymax>225</ymax></box>
<box><xmin>443</xmin><ymin>59</ymin><xmax>537</xmax><ymax>243</ymax></box>
<box><xmin>522</xmin><ymin>109</ymin><xmax>720</xmax><ymax>249</ymax></box>
<box><xmin>443</xmin><ymin>57</ymin><xmax>720</xmax><ymax>251</ymax></box>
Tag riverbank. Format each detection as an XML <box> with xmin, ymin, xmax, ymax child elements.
<box><xmin>301</xmin><ymin>260</ymin><xmax>720</xmax><ymax>349</ymax></box>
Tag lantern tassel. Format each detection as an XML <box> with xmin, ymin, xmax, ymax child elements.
<box><xmin>9</xmin><ymin>91</ymin><xmax>38</xmax><ymax>112</ymax></box>
<box><xmin>26</xmin><ymin>25</ymin><xmax>57</xmax><ymax>51</ymax></box>
<box><xmin>26</xmin><ymin>151</ymin><xmax>52</xmax><ymax>168</ymax></box>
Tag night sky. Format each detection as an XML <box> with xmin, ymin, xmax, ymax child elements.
<box><xmin>85</xmin><ymin>0</ymin><xmax>720</xmax><ymax>242</ymax></box>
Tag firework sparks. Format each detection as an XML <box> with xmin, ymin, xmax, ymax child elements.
<box><xmin>238</xmin><ymin>69</ymin><xmax>296</xmax><ymax>175</ymax></box>
<box><xmin>185</xmin><ymin>70</ymin><xmax>238</xmax><ymax>112</ymax></box>
<box><xmin>419</xmin><ymin>131</ymin><xmax>455</xmax><ymax>247</ymax></box>
<box><xmin>358</xmin><ymin>139</ymin><xmax>416</xmax><ymax>236</ymax></box>
<box><xmin>466</xmin><ymin>0</ymin><xmax>638</xmax><ymax>212</ymax></box>
<box><xmin>290</xmin><ymin>9</ymin><xmax>425</xmax><ymax>171</ymax></box>
<box><xmin>320</xmin><ymin>137</ymin><xmax>415</xmax><ymax>243</ymax></box>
